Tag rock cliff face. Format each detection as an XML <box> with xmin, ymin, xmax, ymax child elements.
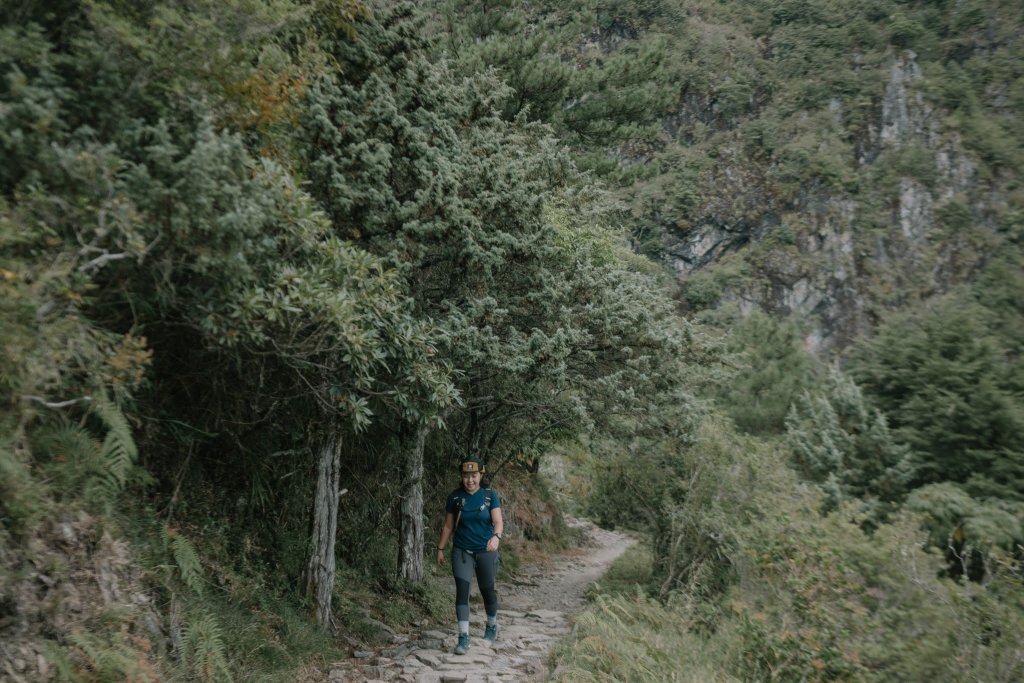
<box><xmin>664</xmin><ymin>48</ymin><xmax>1002</xmax><ymax>356</ymax></box>
<box><xmin>0</xmin><ymin>513</ymin><xmax>163</xmax><ymax>680</ymax></box>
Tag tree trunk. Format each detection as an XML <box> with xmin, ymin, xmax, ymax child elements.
<box><xmin>397</xmin><ymin>424</ymin><xmax>429</xmax><ymax>582</ymax></box>
<box><xmin>305</xmin><ymin>432</ymin><xmax>342</xmax><ymax>628</ymax></box>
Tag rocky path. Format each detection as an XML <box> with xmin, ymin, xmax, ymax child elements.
<box><xmin>326</xmin><ymin>519</ymin><xmax>634</xmax><ymax>683</ymax></box>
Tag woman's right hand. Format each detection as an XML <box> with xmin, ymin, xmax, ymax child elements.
<box><xmin>436</xmin><ymin>548</ymin><xmax>446</xmax><ymax>566</ymax></box>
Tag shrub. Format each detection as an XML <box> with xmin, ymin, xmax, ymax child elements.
<box><xmin>555</xmin><ymin>420</ymin><xmax>1024</xmax><ymax>681</ymax></box>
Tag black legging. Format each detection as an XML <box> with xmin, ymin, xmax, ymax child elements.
<box><xmin>452</xmin><ymin>547</ymin><xmax>499</xmax><ymax>622</ymax></box>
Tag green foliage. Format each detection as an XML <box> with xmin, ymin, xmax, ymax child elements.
<box><xmin>125</xmin><ymin>499</ymin><xmax>358</xmax><ymax>681</ymax></box>
<box><xmin>886</xmin><ymin>144</ymin><xmax>940</xmax><ymax>188</ymax></box>
<box><xmin>438</xmin><ymin>1</ymin><xmax>572</xmax><ymax>122</ymax></box>
<box><xmin>91</xmin><ymin>396</ymin><xmax>139</xmax><ymax>494</ymax></box>
<box><xmin>66</xmin><ymin>628</ymin><xmax>157</xmax><ymax>682</ymax></box>
<box><xmin>682</xmin><ymin>271</ymin><xmax>724</xmax><ymax>310</ymax></box>
<box><xmin>935</xmin><ymin>197</ymin><xmax>972</xmax><ymax>234</ymax></box>
<box><xmin>830</xmin><ymin>290</ymin><xmax>1024</xmax><ymax>574</ymax></box>
<box><xmin>425</xmin><ymin>0</ymin><xmax>1024</xmax><ymax>276</ymax></box>
<box><xmin>2</xmin><ymin>0</ymin><xmax>453</xmax><ymax>675</ymax></box>
<box><xmin>20</xmin><ymin>399</ymin><xmax>143</xmax><ymax>512</ymax></box>
<box><xmin>428</xmin><ymin>0</ymin><xmax>678</xmax><ymax>176</ymax></box>
<box><xmin>559</xmin><ymin>37</ymin><xmax>676</xmax><ymax>148</ymax></box>
<box><xmin>847</xmin><ymin>293</ymin><xmax>1024</xmax><ymax>500</ymax></box>
<box><xmin>653</xmin><ymin>418</ymin><xmax>780</xmax><ymax>599</ymax></box>
<box><xmin>889</xmin><ymin>13</ymin><xmax>926</xmax><ymax>49</ymax></box>
<box><xmin>0</xmin><ymin>428</ymin><xmax>41</xmax><ymax>534</ymax></box>
<box><xmin>906</xmin><ymin>482</ymin><xmax>1024</xmax><ymax>580</ymax></box>
<box><xmin>301</xmin><ymin>1</ymin><xmax>702</xmax><ymax>475</ymax></box>
<box><xmin>786</xmin><ymin>365</ymin><xmax>914</xmax><ymax>522</ymax></box>
<box><xmin>710</xmin><ymin>310</ymin><xmax>820</xmax><ymax>435</ymax></box>
<box><xmin>181</xmin><ymin>611</ymin><xmax>232</xmax><ymax>683</ymax></box>
<box><xmin>974</xmin><ymin>251</ymin><xmax>1024</xmax><ymax>356</ymax></box>
<box><xmin>32</xmin><ymin>423</ymin><xmax>108</xmax><ymax>505</ymax></box>
<box><xmin>162</xmin><ymin>527</ymin><xmax>206</xmax><ymax>596</ymax></box>
<box><xmin>585</xmin><ymin>541</ymin><xmax>653</xmax><ymax>600</ymax></box>
<box><xmin>552</xmin><ymin>589</ymin><xmax>723</xmax><ymax>682</ymax></box>
<box><xmin>588</xmin><ymin>414</ymin><xmax>762</xmax><ymax>600</ymax></box>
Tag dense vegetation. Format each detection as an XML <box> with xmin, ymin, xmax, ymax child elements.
<box><xmin>1</xmin><ymin>0</ymin><xmax>1022</xmax><ymax>681</ymax></box>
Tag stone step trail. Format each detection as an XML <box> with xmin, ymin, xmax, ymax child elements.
<box><xmin>330</xmin><ymin>609</ymin><xmax>569</xmax><ymax>682</ymax></box>
<box><xmin>325</xmin><ymin>521</ymin><xmax>634</xmax><ymax>683</ymax></box>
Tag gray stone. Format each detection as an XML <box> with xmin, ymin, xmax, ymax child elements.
<box><xmin>414</xmin><ymin>652</ymin><xmax>442</xmax><ymax>667</ymax></box>
<box><xmin>440</xmin><ymin>650</ymin><xmax>493</xmax><ymax>665</ymax></box>
<box><xmin>421</xmin><ymin>629</ymin><xmax>449</xmax><ymax>640</ymax></box>
<box><xmin>524</xmin><ymin>609</ymin><xmax>562</xmax><ymax>620</ymax></box>
<box><xmin>383</xmin><ymin>644</ymin><xmax>415</xmax><ymax>659</ymax></box>
<box><xmin>416</xmin><ymin>638</ymin><xmax>444</xmax><ymax>650</ymax></box>
<box><xmin>361</xmin><ymin>665</ymin><xmax>387</xmax><ymax>679</ymax></box>
<box><xmin>355</xmin><ymin>613</ymin><xmax>396</xmax><ymax>637</ymax></box>
<box><xmin>495</xmin><ymin>610</ymin><xmax>526</xmax><ymax>619</ymax></box>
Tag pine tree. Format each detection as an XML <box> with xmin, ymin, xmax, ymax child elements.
<box><xmin>437</xmin><ymin>1</ymin><xmax>572</xmax><ymax>122</ymax></box>
<box><xmin>847</xmin><ymin>295</ymin><xmax>1024</xmax><ymax>501</ymax></box>
<box><xmin>712</xmin><ymin>310</ymin><xmax>819</xmax><ymax>435</ymax></box>
<box><xmin>786</xmin><ymin>366</ymin><xmax>914</xmax><ymax>523</ymax></box>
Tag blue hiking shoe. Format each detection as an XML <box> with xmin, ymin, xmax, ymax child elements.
<box><xmin>454</xmin><ymin>633</ymin><xmax>470</xmax><ymax>655</ymax></box>
<box><xmin>484</xmin><ymin>623</ymin><xmax>498</xmax><ymax>641</ymax></box>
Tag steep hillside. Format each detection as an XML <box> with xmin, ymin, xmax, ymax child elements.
<box><xmin>430</xmin><ymin>0</ymin><xmax>1024</xmax><ymax>354</ymax></box>
<box><xmin>657</xmin><ymin>0</ymin><xmax>1024</xmax><ymax>354</ymax></box>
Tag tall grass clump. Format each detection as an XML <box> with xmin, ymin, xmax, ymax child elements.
<box><xmin>552</xmin><ymin>587</ymin><xmax>729</xmax><ymax>683</ymax></box>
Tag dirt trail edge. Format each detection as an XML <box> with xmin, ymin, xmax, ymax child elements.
<box><xmin>325</xmin><ymin>518</ymin><xmax>634</xmax><ymax>683</ymax></box>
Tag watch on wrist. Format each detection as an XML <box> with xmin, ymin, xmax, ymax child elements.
<box><xmin>494</xmin><ymin>533</ymin><xmax>502</xmax><ymax>540</ymax></box>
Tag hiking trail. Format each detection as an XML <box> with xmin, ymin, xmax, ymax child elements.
<box><xmin>322</xmin><ymin>518</ymin><xmax>634</xmax><ymax>683</ymax></box>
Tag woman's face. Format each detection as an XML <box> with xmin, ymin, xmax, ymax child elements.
<box><xmin>461</xmin><ymin>470</ymin><xmax>481</xmax><ymax>493</ymax></box>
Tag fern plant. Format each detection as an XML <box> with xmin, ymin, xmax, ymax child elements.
<box><xmin>181</xmin><ymin>611</ymin><xmax>233</xmax><ymax>683</ymax></box>
<box><xmin>90</xmin><ymin>395</ymin><xmax>139</xmax><ymax>494</ymax></box>
<box><xmin>158</xmin><ymin>528</ymin><xmax>234</xmax><ymax>680</ymax></box>
<box><xmin>32</xmin><ymin>420</ymin><xmax>109</xmax><ymax>508</ymax></box>
<box><xmin>25</xmin><ymin>421</ymin><xmax>95</xmax><ymax>497</ymax></box>
<box><xmin>30</xmin><ymin>396</ymin><xmax>140</xmax><ymax>508</ymax></box>
<box><xmin>160</xmin><ymin>526</ymin><xmax>206</xmax><ymax>595</ymax></box>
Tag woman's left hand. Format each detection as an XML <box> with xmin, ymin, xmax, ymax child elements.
<box><xmin>486</xmin><ymin>535</ymin><xmax>500</xmax><ymax>552</ymax></box>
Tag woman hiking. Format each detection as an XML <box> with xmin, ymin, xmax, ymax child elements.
<box><xmin>435</xmin><ymin>455</ymin><xmax>504</xmax><ymax>655</ymax></box>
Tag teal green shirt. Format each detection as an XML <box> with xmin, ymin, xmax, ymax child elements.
<box><xmin>446</xmin><ymin>487</ymin><xmax>501</xmax><ymax>552</ymax></box>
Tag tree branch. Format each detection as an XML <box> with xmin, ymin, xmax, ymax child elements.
<box><xmin>78</xmin><ymin>251</ymin><xmax>131</xmax><ymax>272</ymax></box>
<box><xmin>21</xmin><ymin>395</ymin><xmax>93</xmax><ymax>409</ymax></box>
